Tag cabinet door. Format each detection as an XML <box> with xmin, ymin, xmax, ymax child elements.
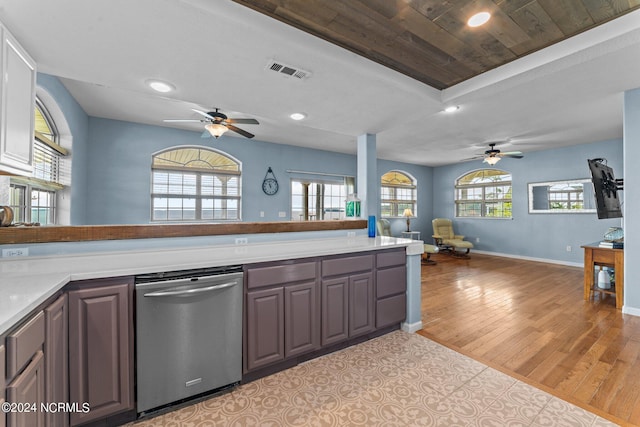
<box><xmin>284</xmin><ymin>282</ymin><xmax>319</xmax><ymax>358</ymax></box>
<box><xmin>246</xmin><ymin>288</ymin><xmax>284</xmax><ymax>371</ymax></box>
<box><xmin>6</xmin><ymin>351</ymin><xmax>45</xmax><ymax>427</ymax></box>
<box><xmin>68</xmin><ymin>281</ymin><xmax>133</xmax><ymax>426</ymax></box>
<box><xmin>321</xmin><ymin>277</ymin><xmax>349</xmax><ymax>346</ymax></box>
<box><xmin>349</xmin><ymin>272</ymin><xmax>375</xmax><ymax>337</ymax></box>
<box><xmin>0</xmin><ymin>25</ymin><xmax>35</xmax><ymax>175</ymax></box>
<box><xmin>1</xmin><ymin>344</ymin><xmax>5</xmax><ymax>427</ymax></box>
<box><xmin>45</xmin><ymin>294</ymin><xmax>68</xmax><ymax>427</ymax></box>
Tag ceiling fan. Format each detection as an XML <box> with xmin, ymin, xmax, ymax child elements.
<box><xmin>163</xmin><ymin>108</ymin><xmax>259</xmax><ymax>139</ymax></box>
<box><xmin>468</xmin><ymin>143</ymin><xmax>524</xmax><ymax>165</ymax></box>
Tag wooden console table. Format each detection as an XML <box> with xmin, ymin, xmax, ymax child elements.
<box><xmin>582</xmin><ymin>243</ymin><xmax>624</xmax><ymax>309</ymax></box>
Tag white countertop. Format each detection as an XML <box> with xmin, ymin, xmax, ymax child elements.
<box><xmin>0</xmin><ymin>236</ymin><xmax>422</xmax><ymax>335</ymax></box>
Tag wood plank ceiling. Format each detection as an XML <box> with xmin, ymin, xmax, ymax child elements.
<box><xmin>231</xmin><ymin>0</ymin><xmax>640</xmax><ymax>89</ymax></box>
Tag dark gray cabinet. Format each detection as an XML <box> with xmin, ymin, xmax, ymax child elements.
<box><xmin>44</xmin><ymin>294</ymin><xmax>68</xmax><ymax>427</ymax></box>
<box><xmin>321</xmin><ymin>254</ymin><xmax>375</xmax><ymax>346</ymax></box>
<box><xmin>320</xmin><ymin>277</ymin><xmax>349</xmax><ymax>346</ymax></box>
<box><xmin>284</xmin><ymin>282</ymin><xmax>319</xmax><ymax>358</ymax></box>
<box><xmin>1</xmin><ymin>344</ymin><xmax>6</xmax><ymax>427</ymax></box>
<box><xmin>6</xmin><ymin>351</ymin><xmax>45</xmax><ymax>427</ymax></box>
<box><xmin>244</xmin><ymin>249</ymin><xmax>407</xmax><ymax>378</ymax></box>
<box><xmin>68</xmin><ymin>278</ymin><xmax>134</xmax><ymax>426</ymax></box>
<box><xmin>244</xmin><ymin>260</ymin><xmax>319</xmax><ymax>373</ymax></box>
<box><xmin>246</xmin><ymin>287</ymin><xmax>284</xmax><ymax>371</ymax></box>
<box><xmin>375</xmin><ymin>250</ymin><xmax>407</xmax><ymax>328</ymax></box>
<box><xmin>5</xmin><ymin>311</ymin><xmax>45</xmax><ymax>427</ymax></box>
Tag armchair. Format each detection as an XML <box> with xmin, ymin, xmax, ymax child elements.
<box><xmin>377</xmin><ymin>218</ymin><xmax>438</xmax><ymax>265</ymax></box>
<box><xmin>432</xmin><ymin>218</ymin><xmax>473</xmax><ymax>257</ymax></box>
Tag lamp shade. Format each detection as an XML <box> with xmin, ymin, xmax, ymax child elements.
<box><xmin>483</xmin><ymin>156</ymin><xmax>500</xmax><ymax>165</ymax></box>
<box><xmin>403</xmin><ymin>208</ymin><xmax>413</xmax><ymax>217</ymax></box>
<box><xmin>205</xmin><ymin>123</ymin><xmax>228</xmax><ymax>138</ymax></box>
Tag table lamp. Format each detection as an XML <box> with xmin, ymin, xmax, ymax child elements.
<box><xmin>403</xmin><ymin>208</ymin><xmax>413</xmax><ymax>232</ymax></box>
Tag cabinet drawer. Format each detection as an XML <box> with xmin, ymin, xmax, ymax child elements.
<box><xmin>247</xmin><ymin>261</ymin><xmax>317</xmax><ymax>289</ymax></box>
<box><xmin>376</xmin><ymin>266</ymin><xmax>406</xmax><ymax>299</ymax></box>
<box><xmin>376</xmin><ymin>294</ymin><xmax>406</xmax><ymax>328</ymax></box>
<box><xmin>1</xmin><ymin>344</ymin><xmax>5</xmax><ymax>391</ymax></box>
<box><xmin>376</xmin><ymin>250</ymin><xmax>405</xmax><ymax>268</ymax></box>
<box><xmin>322</xmin><ymin>254</ymin><xmax>373</xmax><ymax>277</ymax></box>
<box><xmin>6</xmin><ymin>311</ymin><xmax>44</xmax><ymax>379</ymax></box>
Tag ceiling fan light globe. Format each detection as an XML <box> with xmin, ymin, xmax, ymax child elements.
<box><xmin>205</xmin><ymin>123</ymin><xmax>228</xmax><ymax>138</ymax></box>
<box><xmin>483</xmin><ymin>156</ymin><xmax>500</xmax><ymax>165</ymax></box>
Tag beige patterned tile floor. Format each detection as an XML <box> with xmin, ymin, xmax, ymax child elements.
<box><xmin>127</xmin><ymin>331</ymin><xmax>619</xmax><ymax>426</ymax></box>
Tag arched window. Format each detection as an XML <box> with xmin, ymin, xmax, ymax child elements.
<box><xmin>9</xmin><ymin>97</ymin><xmax>68</xmax><ymax>225</ymax></box>
<box><xmin>380</xmin><ymin>170</ymin><xmax>416</xmax><ymax>217</ymax></box>
<box><xmin>455</xmin><ymin>169</ymin><xmax>512</xmax><ymax>218</ymax></box>
<box><xmin>151</xmin><ymin>147</ymin><xmax>241</xmax><ymax>221</ymax></box>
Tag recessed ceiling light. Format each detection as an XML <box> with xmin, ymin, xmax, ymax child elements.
<box><xmin>444</xmin><ymin>106</ymin><xmax>459</xmax><ymax>113</ymax></box>
<box><xmin>290</xmin><ymin>112</ymin><xmax>307</xmax><ymax>121</ymax></box>
<box><xmin>467</xmin><ymin>12</ymin><xmax>491</xmax><ymax>27</ymax></box>
<box><xmin>146</xmin><ymin>80</ymin><xmax>175</xmax><ymax>93</ymax></box>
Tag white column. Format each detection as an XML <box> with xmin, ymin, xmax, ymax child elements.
<box><xmin>356</xmin><ymin>134</ymin><xmax>378</xmax><ymax>218</ymax></box>
<box><xmin>623</xmin><ymin>88</ymin><xmax>640</xmax><ymax>316</ymax></box>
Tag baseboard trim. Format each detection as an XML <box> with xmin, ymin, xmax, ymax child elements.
<box><xmin>401</xmin><ymin>321</ymin><xmax>423</xmax><ymax>333</ymax></box>
<box><xmin>472</xmin><ymin>250</ymin><xmax>583</xmax><ymax>268</ymax></box>
<box><xmin>622</xmin><ymin>306</ymin><xmax>640</xmax><ymax>317</ymax></box>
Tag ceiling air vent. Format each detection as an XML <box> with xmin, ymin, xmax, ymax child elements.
<box><xmin>266</xmin><ymin>60</ymin><xmax>312</xmax><ymax>80</ymax></box>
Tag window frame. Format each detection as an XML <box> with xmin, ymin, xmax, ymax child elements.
<box><xmin>455</xmin><ymin>169</ymin><xmax>512</xmax><ymax>219</ymax></box>
<box><xmin>380</xmin><ymin>170</ymin><xmax>417</xmax><ymax>218</ymax></box>
<box><xmin>150</xmin><ymin>146</ymin><xmax>242</xmax><ymax>222</ymax></box>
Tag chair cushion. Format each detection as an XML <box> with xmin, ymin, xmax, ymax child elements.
<box><xmin>424</xmin><ymin>244</ymin><xmax>438</xmax><ymax>254</ymax></box>
<box><xmin>443</xmin><ymin>239</ymin><xmax>474</xmax><ymax>249</ymax></box>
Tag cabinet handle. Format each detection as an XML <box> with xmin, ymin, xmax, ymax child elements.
<box><xmin>143</xmin><ymin>281</ymin><xmax>237</xmax><ymax>297</ymax></box>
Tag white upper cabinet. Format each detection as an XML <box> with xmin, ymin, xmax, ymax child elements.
<box><xmin>0</xmin><ymin>22</ymin><xmax>36</xmax><ymax>176</ymax></box>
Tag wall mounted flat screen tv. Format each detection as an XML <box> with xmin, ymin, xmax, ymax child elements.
<box><xmin>587</xmin><ymin>158</ymin><xmax>623</xmax><ymax>219</ymax></box>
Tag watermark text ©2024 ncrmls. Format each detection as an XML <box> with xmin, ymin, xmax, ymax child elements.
<box><xmin>1</xmin><ymin>402</ymin><xmax>90</xmax><ymax>414</ymax></box>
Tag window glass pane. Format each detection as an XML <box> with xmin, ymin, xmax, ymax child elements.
<box><xmin>30</xmin><ymin>189</ymin><xmax>55</xmax><ymax>225</ymax></box>
<box><xmin>457</xmin><ymin>202</ymin><xmax>482</xmax><ymax>217</ymax></box>
<box><xmin>9</xmin><ymin>185</ymin><xmax>27</xmax><ymax>223</ymax></box>
<box><xmin>152</xmin><ymin>197</ymin><xmax>168</xmax><ymax>220</ymax></box>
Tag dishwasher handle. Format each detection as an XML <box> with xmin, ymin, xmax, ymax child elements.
<box><xmin>143</xmin><ymin>281</ymin><xmax>238</xmax><ymax>298</ymax></box>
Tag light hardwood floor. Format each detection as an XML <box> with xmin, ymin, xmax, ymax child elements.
<box><xmin>418</xmin><ymin>252</ymin><xmax>640</xmax><ymax>426</ymax></box>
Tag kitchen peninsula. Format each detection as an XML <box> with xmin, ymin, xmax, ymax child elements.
<box><xmin>1</xmin><ymin>234</ymin><xmax>422</xmax><ymax>425</ymax></box>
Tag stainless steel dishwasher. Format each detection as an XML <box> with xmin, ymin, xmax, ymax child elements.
<box><xmin>135</xmin><ymin>265</ymin><xmax>243</xmax><ymax>414</ymax></box>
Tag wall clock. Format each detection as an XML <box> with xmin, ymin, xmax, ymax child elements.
<box><xmin>262</xmin><ymin>167</ymin><xmax>279</xmax><ymax>195</ymax></box>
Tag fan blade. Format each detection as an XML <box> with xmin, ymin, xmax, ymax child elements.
<box><xmin>226</xmin><ymin>118</ymin><xmax>259</xmax><ymax>125</ymax></box>
<box><xmin>191</xmin><ymin>108</ymin><xmax>216</xmax><ymax>120</ymax></box>
<box><xmin>226</xmin><ymin>124</ymin><xmax>254</xmax><ymax>139</ymax></box>
<box><xmin>163</xmin><ymin>119</ymin><xmax>203</xmax><ymax>123</ymax></box>
<box><xmin>500</xmin><ymin>151</ymin><xmax>523</xmax><ymax>156</ymax></box>
<box><xmin>501</xmin><ymin>154</ymin><xmax>524</xmax><ymax>158</ymax></box>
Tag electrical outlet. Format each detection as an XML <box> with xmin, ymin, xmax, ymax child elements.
<box><xmin>347</xmin><ymin>231</ymin><xmax>356</xmax><ymax>237</ymax></box>
<box><xmin>278</xmin><ymin>211</ymin><xmax>287</xmax><ymax>218</ymax></box>
<box><xmin>260</xmin><ymin>211</ymin><xmax>265</xmax><ymax>218</ymax></box>
<box><xmin>566</xmin><ymin>245</ymin><xmax>572</xmax><ymax>252</ymax></box>
<box><xmin>475</xmin><ymin>237</ymin><xmax>480</xmax><ymax>243</ymax></box>
<box><xmin>235</xmin><ymin>238</ymin><xmax>248</xmax><ymax>245</ymax></box>
<box><xmin>2</xmin><ymin>247</ymin><xmax>29</xmax><ymax>257</ymax></box>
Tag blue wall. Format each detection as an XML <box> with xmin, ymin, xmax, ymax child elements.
<box><xmin>36</xmin><ymin>74</ymin><xmax>90</xmax><ymax>224</ymax></box>
<box><xmin>432</xmin><ymin>139</ymin><xmax>624</xmax><ymax>264</ymax></box>
<box><xmin>33</xmin><ymin>73</ymin><xmax>627</xmax><ymax>271</ymax></box>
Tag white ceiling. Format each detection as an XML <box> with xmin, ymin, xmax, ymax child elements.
<box><xmin>0</xmin><ymin>0</ymin><xmax>639</xmax><ymax>166</ymax></box>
